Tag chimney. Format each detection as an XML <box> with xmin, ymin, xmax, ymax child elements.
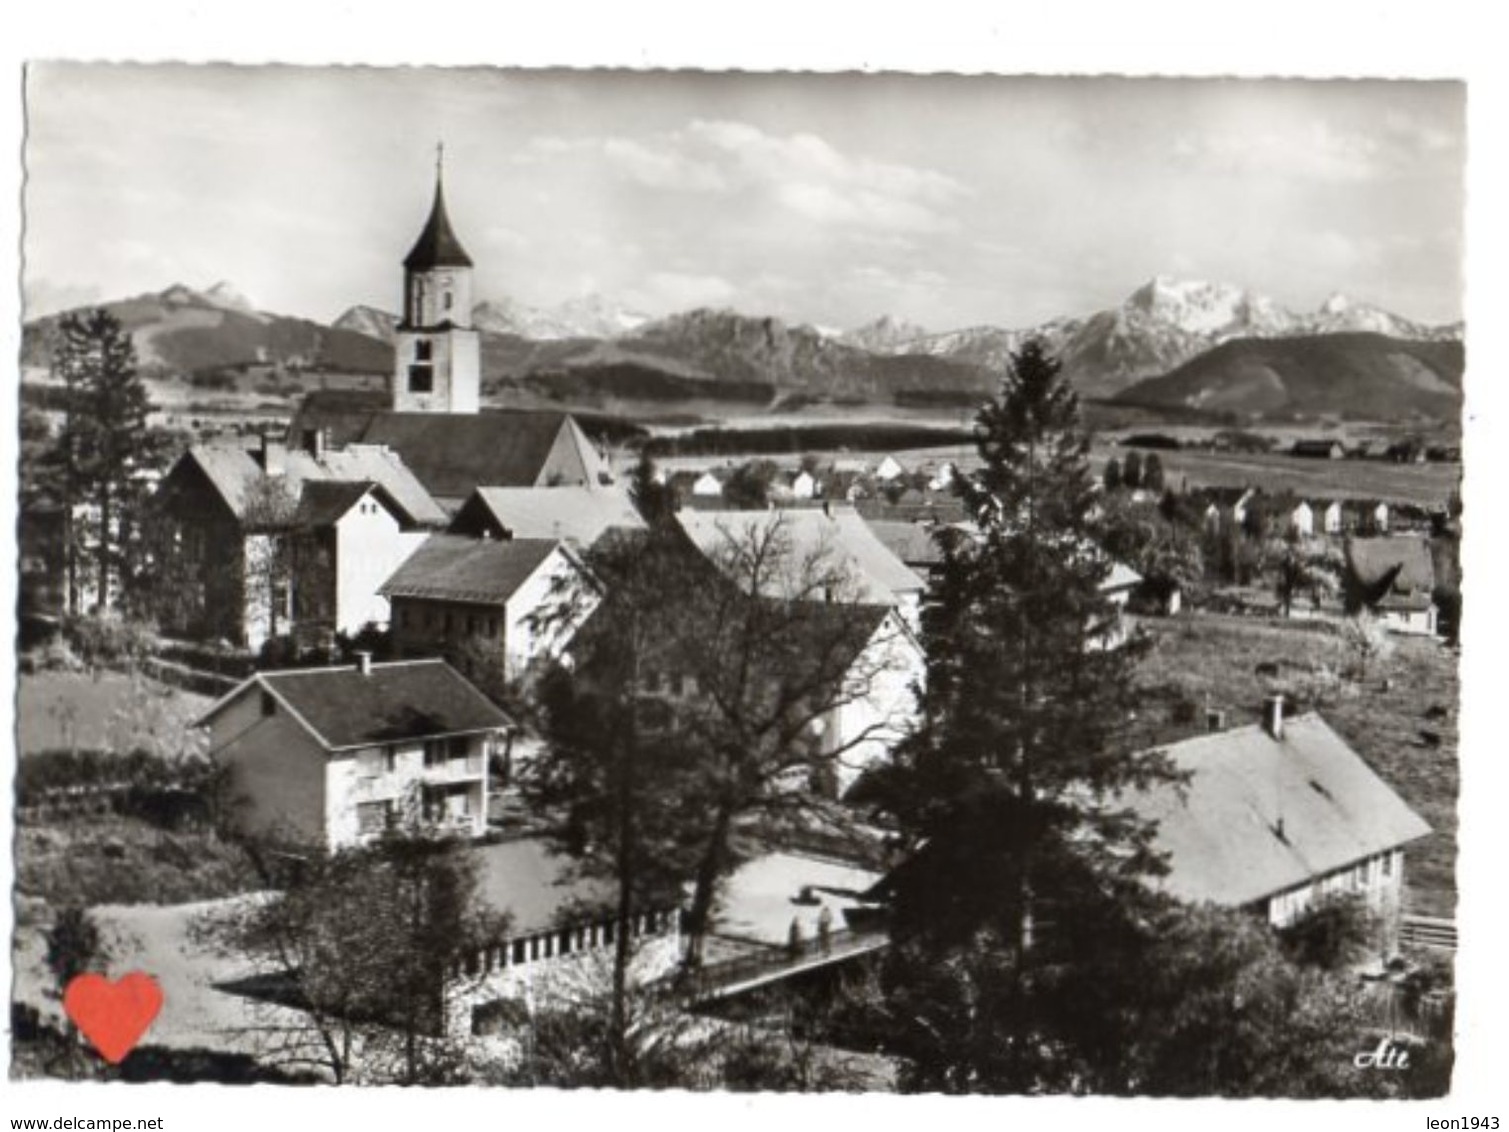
<box><xmin>1262</xmin><ymin>694</ymin><xmax>1285</xmax><ymax>740</ymax></box>
<box><xmin>259</xmin><ymin>432</ymin><xmax>285</xmax><ymax>477</ymax></box>
<box><xmin>355</xmin><ymin>651</ymin><xmax>373</xmax><ymax>677</ymax></box>
<box><xmin>1205</xmin><ymin>708</ymin><xmax>1227</xmax><ymax>733</ymax></box>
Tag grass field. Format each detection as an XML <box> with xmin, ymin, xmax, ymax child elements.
<box><xmin>1134</xmin><ymin>613</ymin><xmax>1458</xmax><ymax>919</ymax></box>
<box><xmin>17</xmin><ymin>670</ymin><xmax>211</xmax><ymax>757</ymax></box>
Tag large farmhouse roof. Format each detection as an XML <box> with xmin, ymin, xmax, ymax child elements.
<box><xmin>450</xmin><ymin>485</ymin><xmax>645</xmax><ymax>546</ymax></box>
<box><xmin>1124</xmin><ymin>712</ymin><xmax>1430</xmax><ymax>908</ymax></box>
<box><xmin>378</xmin><ymin>534</ymin><xmax>564</xmax><ymax>607</ymax></box>
<box><xmin>198</xmin><ymin>658</ymin><xmax>512</xmax><ymax>751</ymax></box>
<box><xmin>675</xmin><ymin>507</ymin><xmax>926</xmax><ymax>606</ymax></box>
<box><xmin>170</xmin><ymin>442</ymin><xmax>446</xmax><ymax>529</ymax></box>
<box><xmin>1346</xmin><ymin>536</ymin><xmax>1436</xmax><ymax>596</ymax></box>
<box><xmin>287</xmin><ymin>393</ymin><xmax>610</xmax><ymax>502</ymax></box>
<box><xmin>866</xmin><ymin>519</ymin><xmax>946</xmax><ymax>569</ymax></box>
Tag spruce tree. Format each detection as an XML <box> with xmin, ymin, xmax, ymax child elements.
<box><xmin>880</xmin><ymin>339</ymin><xmax>1181</xmax><ymax>1092</ymax></box>
<box><xmin>51</xmin><ymin>309</ymin><xmax>152</xmax><ymax>613</ymax></box>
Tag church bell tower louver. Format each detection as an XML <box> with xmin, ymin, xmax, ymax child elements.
<box><xmin>393</xmin><ymin>145</ymin><xmax>481</xmax><ymax>414</ymax></box>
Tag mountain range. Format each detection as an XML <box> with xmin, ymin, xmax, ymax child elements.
<box><xmin>21</xmin><ymin>276</ymin><xmax>1465</xmax><ymax>423</ymax></box>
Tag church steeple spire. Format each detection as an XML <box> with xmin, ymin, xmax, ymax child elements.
<box><xmin>403</xmin><ymin>146</ymin><xmax>473</xmax><ymax>272</ymax></box>
<box><xmin>393</xmin><ymin>152</ymin><xmax>480</xmax><ymax>413</ymax></box>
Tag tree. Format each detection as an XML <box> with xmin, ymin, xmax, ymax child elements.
<box><xmin>240</xmin><ymin>472</ymin><xmax>300</xmax><ymax>645</ymax></box>
<box><xmin>46</xmin><ymin>907</ymin><xmax>105</xmax><ymax>995</ymax></box>
<box><xmin>721</xmin><ymin>459</ymin><xmax>778</xmax><ymax>510</ymax></box>
<box><xmin>1341</xmin><ymin>611</ymin><xmax>1395</xmax><ymax>682</ymax></box>
<box><xmin>50</xmin><ymin>310</ymin><xmax>153</xmax><ymax>614</ymax></box>
<box><xmin>528</xmin><ymin>516</ymin><xmax>914</xmax><ymax>983</ymax></box>
<box><xmin>1121</xmin><ymin>449</ymin><xmax>1144</xmax><ymax>490</ymax></box>
<box><xmin>522</xmin><ymin>529</ymin><xmax>703</xmax><ymax>1083</ymax></box>
<box><xmin>199</xmin><ymin>832</ymin><xmax>500</xmax><ymax>1084</ymax></box>
<box><xmin>877</xmin><ymin>339</ymin><xmax>1182</xmax><ymax>1092</ymax></box>
<box><xmin>1142</xmin><ymin>452</ymin><xmax>1165</xmax><ymax>493</ymax></box>
<box><xmin>627</xmin><ymin>450</ymin><xmax>678</xmax><ymax>527</ymax></box>
<box><xmin>1270</xmin><ymin>533</ymin><xmax>1342</xmax><ymax>618</ymax></box>
<box><xmin>1102</xmin><ymin>458</ymin><xmax>1122</xmax><ymax>492</ymax></box>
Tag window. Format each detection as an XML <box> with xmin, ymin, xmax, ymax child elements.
<box><xmin>443</xmin><ymin>292</ymin><xmax>453</xmax><ymax>312</ymax></box>
<box><xmin>408</xmin><ymin>364</ymin><xmax>433</xmax><ymax>393</ymax></box>
<box><xmin>512</xmin><ymin>939</ymin><xmax>526</xmax><ymax>965</ymax></box>
<box><xmin>1383</xmin><ymin>851</ymin><xmax>1395</xmax><ymax>879</ymax></box>
<box><xmin>415</xmin><ymin>340</ymin><xmax>433</xmax><ymax>362</ymax></box>
<box><xmin>356</xmin><ymin>800</ymin><xmax>393</xmax><ymax>835</ymax></box>
<box><xmin>558</xmin><ymin>929</ymin><xmax>573</xmax><ymax>955</ymax></box>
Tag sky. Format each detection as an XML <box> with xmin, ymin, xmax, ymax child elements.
<box><xmin>22</xmin><ymin>66</ymin><xmax>1465</xmax><ymax>332</ymax></box>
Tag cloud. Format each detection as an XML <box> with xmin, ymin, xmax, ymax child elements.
<box><xmin>628</xmin><ymin>271</ymin><xmax>739</xmax><ymax>313</ymax></box>
<box><xmin>518</xmin><ymin>120</ymin><xmax>970</xmax><ymax>234</ymax></box>
<box><xmin>22</xmin><ymin>278</ymin><xmax>102</xmax><ymax>319</ymax></box>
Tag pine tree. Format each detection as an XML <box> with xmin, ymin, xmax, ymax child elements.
<box><xmin>50</xmin><ymin>310</ymin><xmax>152</xmax><ymax>614</ymax></box>
<box><xmin>1102</xmin><ymin>457</ymin><xmax>1122</xmax><ymax>492</ymax></box>
<box><xmin>880</xmin><ymin>339</ymin><xmax>1181</xmax><ymax>1092</ymax></box>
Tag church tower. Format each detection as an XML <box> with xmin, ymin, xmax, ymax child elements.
<box><xmin>393</xmin><ymin>150</ymin><xmax>480</xmax><ymax>413</ymax></box>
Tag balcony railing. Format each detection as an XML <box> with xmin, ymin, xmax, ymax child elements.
<box><xmin>423</xmin><ymin>755</ymin><xmax>485</xmax><ymax>781</ymax></box>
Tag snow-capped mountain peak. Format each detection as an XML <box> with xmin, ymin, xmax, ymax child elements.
<box><xmin>840</xmin><ymin>314</ymin><xmax>931</xmax><ymax>352</ymax></box>
<box><xmin>202</xmin><ymin>280</ymin><xmax>256</xmax><ymax>313</ymax></box>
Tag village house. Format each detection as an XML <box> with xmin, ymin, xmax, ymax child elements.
<box><xmin>1322</xmin><ymin>500</ymin><xmax>1344</xmax><ymax>535</ymax></box>
<box><xmin>1292</xmin><ymin>438</ymin><xmax>1346</xmax><ymax>460</ymax></box>
<box><xmin>675</xmin><ymin>506</ymin><xmax>929</xmax><ymax>631</ymax></box>
<box><xmin>791</xmin><ymin>469</ymin><xmax>820</xmax><ymax>500</ymax></box>
<box><xmin>380</xmin><ymin>533</ymin><xmax>600</xmax><ymax>681</ymax></box>
<box><xmin>198</xmin><ymin>656</ymin><xmax>512</xmax><ymax>850</ymax></box>
<box><xmin>287</xmin><ymin>480</ymin><xmax>436</xmax><ymax>648</ymax></box>
<box><xmin>1123</xmin><ymin>697</ymin><xmax>1430</xmax><ymax>955</ymax></box>
<box><xmin>149</xmin><ymin>438</ymin><xmax>447</xmax><ymax>649</ymax></box>
<box><xmin>447</xmin><ymin>484</ymin><xmax>644</xmax><ymax>548</ymax></box>
<box><xmin>1288</xmin><ymin>500</ymin><xmax>1315</xmax><ymax>538</ymax></box>
<box><xmin>1344</xmin><ymin>536</ymin><xmax>1439</xmax><ymax>636</ymax></box>
<box><xmin>691</xmin><ymin>470</ymin><xmax>725</xmax><ymax>498</ymax></box>
<box><xmin>875</xmin><ymin>454</ymin><xmax>906</xmax><ymax>483</ymax></box>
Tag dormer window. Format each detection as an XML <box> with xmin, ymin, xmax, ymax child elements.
<box><xmin>415</xmin><ymin>340</ymin><xmax>433</xmax><ymax>362</ymax></box>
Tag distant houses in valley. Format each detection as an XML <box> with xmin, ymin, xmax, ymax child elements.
<box><xmin>198</xmin><ymin>656</ymin><xmax>513</xmax><ymax>850</ymax></box>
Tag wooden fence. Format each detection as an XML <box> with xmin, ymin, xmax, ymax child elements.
<box><xmin>1400</xmin><ymin>914</ymin><xmax>1457</xmax><ymax>952</ymax></box>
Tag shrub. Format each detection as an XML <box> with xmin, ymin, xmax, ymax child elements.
<box><xmin>63</xmin><ymin>613</ymin><xmax>157</xmax><ymax>668</ymax></box>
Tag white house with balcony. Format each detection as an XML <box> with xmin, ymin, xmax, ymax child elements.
<box><xmin>196</xmin><ymin>656</ymin><xmax>513</xmax><ymax>850</ymax></box>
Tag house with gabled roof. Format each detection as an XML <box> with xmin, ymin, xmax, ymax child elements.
<box><xmin>1121</xmin><ymin>698</ymin><xmax>1429</xmax><ymax>953</ymax></box>
<box><xmin>448</xmin><ymin>484</ymin><xmax>645</xmax><ymax>548</ymax></box>
<box><xmin>380</xmin><ymin>534</ymin><xmax>600</xmax><ymax>681</ymax></box>
<box><xmin>675</xmin><ymin>506</ymin><xmax>928</xmax><ymax>631</ymax></box>
<box><xmin>197</xmin><ymin>656</ymin><xmax>513</xmax><ymax>850</ymax></box>
<box><xmin>149</xmin><ymin>438</ymin><xmax>447</xmax><ymax>649</ymax></box>
<box><xmin>1344</xmin><ymin>535</ymin><xmax>1439</xmax><ymax>636</ymax></box>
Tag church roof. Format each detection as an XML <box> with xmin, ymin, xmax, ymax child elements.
<box><xmin>403</xmin><ymin>178</ymin><xmax>473</xmax><ymax>271</ymax></box>
<box><xmin>287</xmin><ymin>392</ymin><xmax>611</xmax><ymax>503</ymax></box>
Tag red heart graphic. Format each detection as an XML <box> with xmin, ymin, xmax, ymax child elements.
<box><xmin>63</xmin><ymin>973</ymin><xmax>163</xmax><ymax>1064</ymax></box>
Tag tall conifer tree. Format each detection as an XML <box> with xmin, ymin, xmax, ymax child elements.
<box><xmin>880</xmin><ymin>340</ymin><xmax>1181</xmax><ymax>1092</ymax></box>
